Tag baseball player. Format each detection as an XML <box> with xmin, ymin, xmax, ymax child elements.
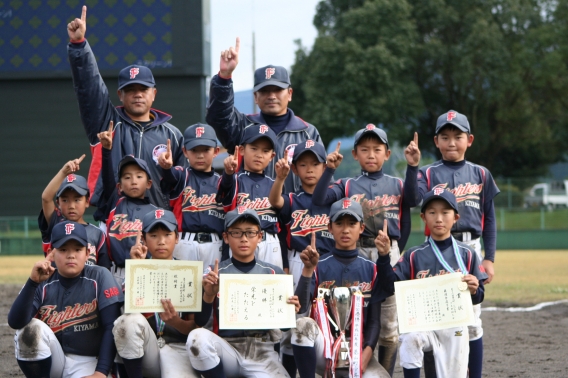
<box><xmin>67</xmin><ymin>6</ymin><xmax>185</xmax><ymax>213</ymax></box>
<box><xmin>217</xmin><ymin>124</ymin><xmax>283</xmax><ymax>269</ymax></box>
<box><xmin>8</xmin><ymin>221</ymin><xmax>122</xmax><ymax>378</ymax></box>
<box><xmin>38</xmin><ymin>154</ymin><xmax>110</xmax><ymax>269</ymax></box>
<box><xmin>312</xmin><ymin>125</ymin><xmax>421</xmax><ymax>375</ymax></box>
<box><xmin>156</xmin><ymin>124</ymin><xmax>224</xmax><ymax>268</ymax></box>
<box><xmin>417</xmin><ymin>110</ymin><xmax>499</xmax><ymax>378</ymax></box>
<box><xmin>112</xmin><ymin>209</ymin><xmax>199</xmax><ymax>378</ymax></box>
<box><xmin>186</xmin><ymin>207</ymin><xmax>300</xmax><ymax>377</ymax></box>
<box><xmin>207</xmin><ymin>37</ymin><xmax>323</xmax><ymax>193</ymax></box>
<box><xmin>97</xmin><ymin>123</ymin><xmax>157</xmax><ymax>283</ymax></box>
<box><xmin>291</xmin><ymin>198</ymin><xmax>390</xmax><ymax>377</ymax></box>
<box><xmin>375</xmin><ymin>189</ymin><xmax>488</xmax><ymax>378</ymax></box>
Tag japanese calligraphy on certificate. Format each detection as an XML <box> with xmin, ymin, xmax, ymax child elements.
<box><xmin>124</xmin><ymin>260</ymin><xmax>203</xmax><ymax>313</ymax></box>
<box><xmin>395</xmin><ymin>272</ymin><xmax>474</xmax><ymax>334</ymax></box>
<box><xmin>219</xmin><ymin>274</ymin><xmax>296</xmax><ymax>330</ymax></box>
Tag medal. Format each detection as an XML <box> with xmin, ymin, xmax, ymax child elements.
<box><xmin>458</xmin><ymin>281</ymin><xmax>468</xmax><ymax>291</ymax></box>
<box><xmin>155</xmin><ymin>313</ymin><xmax>166</xmax><ymax>348</ymax></box>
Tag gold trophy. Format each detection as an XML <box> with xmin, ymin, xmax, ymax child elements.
<box><xmin>329</xmin><ymin>287</ymin><xmax>352</xmax><ymax>370</ymax></box>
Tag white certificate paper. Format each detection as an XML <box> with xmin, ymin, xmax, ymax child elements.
<box><xmin>219</xmin><ymin>274</ymin><xmax>296</xmax><ymax>330</ymax></box>
<box><xmin>395</xmin><ymin>272</ymin><xmax>474</xmax><ymax>334</ymax></box>
<box><xmin>124</xmin><ymin>260</ymin><xmax>202</xmax><ymax>313</ymax></box>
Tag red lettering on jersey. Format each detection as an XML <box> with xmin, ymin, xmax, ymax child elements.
<box><xmin>416</xmin><ymin>269</ymin><xmax>459</xmax><ymax>279</ymax></box>
<box><xmin>196</xmin><ymin>127</ymin><xmax>205</xmax><ymax>138</ymax></box>
<box><xmin>446</xmin><ymin>111</ymin><xmax>457</xmax><ymax>121</ymax></box>
<box><xmin>305</xmin><ymin>140</ymin><xmax>315</xmax><ymax>148</ymax></box>
<box><xmin>259</xmin><ymin>125</ymin><xmax>269</xmax><ymax>134</ymax></box>
<box><xmin>130</xmin><ymin>67</ymin><xmax>140</xmax><ymax>79</ymax></box>
<box><xmin>237</xmin><ymin>194</ymin><xmax>271</xmax><ymax>211</ymax></box>
<box><xmin>38</xmin><ymin>298</ymin><xmax>98</xmax><ymax>333</ymax></box>
<box><xmin>181</xmin><ymin>187</ymin><xmax>218</xmax><ymax>212</ymax></box>
<box><xmin>109</xmin><ymin>214</ymin><xmax>143</xmax><ymax>240</ymax></box>
<box><xmin>290</xmin><ymin>209</ymin><xmax>329</xmax><ymax>234</ymax></box>
<box><xmin>365</xmin><ymin>124</ymin><xmax>376</xmax><ymax>130</ymax></box>
<box><xmin>265</xmin><ymin>67</ymin><xmax>276</xmax><ymax>79</ymax></box>
<box><xmin>155</xmin><ymin>209</ymin><xmax>164</xmax><ymax>219</ymax></box>
<box><xmin>318</xmin><ymin>281</ymin><xmax>336</xmax><ymax>290</ymax></box>
<box><xmin>432</xmin><ymin>183</ymin><xmax>483</xmax><ymax>202</ymax></box>
<box><xmin>65</xmin><ymin>223</ymin><xmax>75</xmax><ymax>235</ymax></box>
<box><xmin>342</xmin><ymin>199</ymin><xmax>351</xmax><ymax>209</ymax></box>
<box><xmin>434</xmin><ymin>187</ymin><xmax>445</xmax><ymax>195</ymax></box>
<box><xmin>237</xmin><ymin>205</ymin><xmax>247</xmax><ymax>214</ymax></box>
<box><xmin>104</xmin><ymin>287</ymin><xmax>120</xmax><ymax>299</ymax></box>
<box><xmin>66</xmin><ymin>174</ymin><xmax>76</xmax><ymax>183</ymax></box>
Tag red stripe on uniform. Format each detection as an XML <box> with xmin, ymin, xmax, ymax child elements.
<box><xmin>88</xmin><ymin>144</ymin><xmax>103</xmax><ymax>205</ymax></box>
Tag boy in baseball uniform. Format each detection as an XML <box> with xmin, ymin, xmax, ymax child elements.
<box><xmin>375</xmin><ymin>189</ymin><xmax>488</xmax><ymax>378</ymax></box>
<box><xmin>8</xmin><ymin>221</ymin><xmax>123</xmax><ymax>378</ymax></box>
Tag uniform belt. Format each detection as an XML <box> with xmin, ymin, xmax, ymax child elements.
<box><xmin>358</xmin><ymin>236</ymin><xmax>394</xmax><ymax>248</ymax></box>
<box><xmin>180</xmin><ymin>232</ymin><xmax>220</xmax><ymax>243</ymax></box>
<box><xmin>451</xmin><ymin>232</ymin><xmax>478</xmax><ymax>242</ymax></box>
<box><xmin>261</xmin><ymin>232</ymin><xmax>276</xmax><ymax>242</ymax></box>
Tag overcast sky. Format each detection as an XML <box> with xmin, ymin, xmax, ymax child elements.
<box><xmin>209</xmin><ymin>0</ymin><xmax>321</xmax><ymax>92</ymax></box>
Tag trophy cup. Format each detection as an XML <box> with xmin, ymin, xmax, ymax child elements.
<box><xmin>328</xmin><ymin>287</ymin><xmax>353</xmax><ymax>370</ymax></box>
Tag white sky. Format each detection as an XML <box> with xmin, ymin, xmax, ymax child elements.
<box><xmin>209</xmin><ymin>0</ymin><xmax>321</xmax><ymax>92</ymax></box>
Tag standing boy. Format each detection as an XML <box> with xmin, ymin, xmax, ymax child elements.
<box><xmin>157</xmin><ymin>123</ymin><xmax>224</xmax><ymax>268</ymax></box>
<box><xmin>38</xmin><ymin>154</ymin><xmax>110</xmax><ymax>269</ymax></box>
<box><xmin>217</xmin><ymin>124</ymin><xmax>283</xmax><ymax>269</ymax></box>
<box><xmin>312</xmin><ymin>125</ymin><xmax>421</xmax><ymax>375</ymax></box>
<box><xmin>112</xmin><ymin>209</ymin><xmax>199</xmax><ymax>378</ymax></box>
<box><xmin>186</xmin><ymin>207</ymin><xmax>300</xmax><ymax>377</ymax></box>
<box><xmin>417</xmin><ymin>110</ymin><xmax>499</xmax><ymax>378</ymax></box>
<box><xmin>8</xmin><ymin>221</ymin><xmax>122</xmax><ymax>378</ymax></box>
<box><xmin>375</xmin><ymin>189</ymin><xmax>488</xmax><ymax>378</ymax></box>
<box><xmin>291</xmin><ymin>198</ymin><xmax>390</xmax><ymax>378</ymax></box>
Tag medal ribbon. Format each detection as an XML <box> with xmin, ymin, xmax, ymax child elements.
<box><xmin>349</xmin><ymin>293</ymin><xmax>364</xmax><ymax>378</ymax></box>
<box><xmin>313</xmin><ymin>298</ymin><xmax>336</xmax><ymax>378</ymax></box>
<box><xmin>154</xmin><ymin>313</ymin><xmax>166</xmax><ymax>336</ymax></box>
<box><xmin>428</xmin><ymin>236</ymin><xmax>468</xmax><ymax>275</ymax></box>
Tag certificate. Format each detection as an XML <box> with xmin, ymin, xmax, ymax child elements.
<box><xmin>124</xmin><ymin>260</ymin><xmax>203</xmax><ymax>313</ymax></box>
<box><xmin>218</xmin><ymin>274</ymin><xmax>296</xmax><ymax>330</ymax></box>
<box><xmin>395</xmin><ymin>272</ymin><xmax>474</xmax><ymax>334</ymax></box>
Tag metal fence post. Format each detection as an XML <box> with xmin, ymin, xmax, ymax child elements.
<box><xmin>24</xmin><ymin>216</ymin><xmax>29</xmax><ymax>238</ymax></box>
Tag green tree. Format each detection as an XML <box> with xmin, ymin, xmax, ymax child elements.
<box><xmin>291</xmin><ymin>0</ymin><xmax>568</xmax><ymax>177</ymax></box>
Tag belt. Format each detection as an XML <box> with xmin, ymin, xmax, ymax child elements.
<box><xmin>180</xmin><ymin>232</ymin><xmax>220</xmax><ymax>243</ymax></box>
<box><xmin>261</xmin><ymin>232</ymin><xmax>276</xmax><ymax>242</ymax></box>
<box><xmin>451</xmin><ymin>232</ymin><xmax>479</xmax><ymax>242</ymax></box>
<box><xmin>358</xmin><ymin>236</ymin><xmax>394</xmax><ymax>248</ymax></box>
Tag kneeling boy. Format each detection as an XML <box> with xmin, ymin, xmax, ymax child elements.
<box><xmin>8</xmin><ymin>221</ymin><xmax>122</xmax><ymax>378</ymax></box>
<box><xmin>375</xmin><ymin>189</ymin><xmax>488</xmax><ymax>378</ymax></box>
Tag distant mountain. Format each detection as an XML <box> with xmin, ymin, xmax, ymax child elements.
<box><xmin>234</xmin><ymin>89</ymin><xmax>254</xmax><ymax>115</ymax></box>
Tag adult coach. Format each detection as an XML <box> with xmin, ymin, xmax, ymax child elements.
<box><xmin>207</xmin><ymin>37</ymin><xmax>323</xmax><ymax>193</ymax></box>
<box><xmin>67</xmin><ymin>6</ymin><xmax>185</xmax><ymax>218</ymax></box>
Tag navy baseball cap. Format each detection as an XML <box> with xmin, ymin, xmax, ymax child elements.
<box><xmin>241</xmin><ymin>124</ymin><xmax>277</xmax><ymax>150</ymax></box>
<box><xmin>353</xmin><ymin>124</ymin><xmax>389</xmax><ymax>149</ymax></box>
<box><xmin>329</xmin><ymin>198</ymin><xmax>364</xmax><ymax>222</ymax></box>
<box><xmin>225</xmin><ymin>207</ymin><xmax>261</xmax><ymax>229</ymax></box>
<box><xmin>56</xmin><ymin>174</ymin><xmax>89</xmax><ymax>198</ymax></box>
<box><xmin>421</xmin><ymin>187</ymin><xmax>459</xmax><ymax>214</ymax></box>
<box><xmin>183</xmin><ymin>123</ymin><xmax>218</xmax><ymax>150</ymax></box>
<box><xmin>253</xmin><ymin>65</ymin><xmax>291</xmax><ymax>92</ymax></box>
<box><xmin>435</xmin><ymin>110</ymin><xmax>471</xmax><ymax>134</ymax></box>
<box><xmin>51</xmin><ymin>221</ymin><xmax>88</xmax><ymax>248</ymax></box>
<box><xmin>142</xmin><ymin>209</ymin><xmax>178</xmax><ymax>232</ymax></box>
<box><xmin>118</xmin><ymin>65</ymin><xmax>156</xmax><ymax>90</ymax></box>
<box><xmin>118</xmin><ymin>156</ymin><xmax>152</xmax><ymax>179</ymax></box>
<box><xmin>292</xmin><ymin>139</ymin><xmax>326</xmax><ymax>163</ymax></box>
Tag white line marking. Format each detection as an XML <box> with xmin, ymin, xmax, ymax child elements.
<box><xmin>0</xmin><ymin>323</ymin><xmax>9</xmax><ymax>327</ymax></box>
<box><xmin>483</xmin><ymin>299</ymin><xmax>568</xmax><ymax>312</ymax></box>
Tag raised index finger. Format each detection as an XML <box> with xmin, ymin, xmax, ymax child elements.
<box><xmin>413</xmin><ymin>132</ymin><xmax>418</xmax><ymax>145</ymax></box>
<box><xmin>136</xmin><ymin>230</ymin><xmax>141</xmax><ymax>245</ymax></box>
<box><xmin>81</xmin><ymin>5</ymin><xmax>87</xmax><ymax>22</ymax></box>
<box><xmin>235</xmin><ymin>37</ymin><xmax>240</xmax><ymax>53</ymax></box>
<box><xmin>77</xmin><ymin>154</ymin><xmax>86</xmax><ymax>163</ymax></box>
<box><xmin>108</xmin><ymin>120</ymin><xmax>114</xmax><ymax>133</ymax></box>
<box><xmin>166</xmin><ymin>139</ymin><xmax>171</xmax><ymax>154</ymax></box>
<box><xmin>214</xmin><ymin>259</ymin><xmax>219</xmax><ymax>274</ymax></box>
<box><xmin>382</xmin><ymin>219</ymin><xmax>388</xmax><ymax>235</ymax></box>
<box><xmin>311</xmin><ymin>231</ymin><xmax>317</xmax><ymax>249</ymax></box>
<box><xmin>335</xmin><ymin>141</ymin><xmax>341</xmax><ymax>153</ymax></box>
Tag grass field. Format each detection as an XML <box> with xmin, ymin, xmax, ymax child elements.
<box><xmin>1</xmin><ymin>251</ymin><xmax>567</xmax><ymax>305</ymax></box>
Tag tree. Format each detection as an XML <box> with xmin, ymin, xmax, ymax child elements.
<box><xmin>290</xmin><ymin>0</ymin><xmax>568</xmax><ymax>177</ymax></box>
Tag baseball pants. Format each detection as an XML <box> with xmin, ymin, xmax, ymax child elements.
<box><xmin>14</xmin><ymin>318</ymin><xmax>98</xmax><ymax>378</ymax></box>
<box><xmin>399</xmin><ymin>327</ymin><xmax>469</xmax><ymax>377</ymax></box>
<box><xmin>173</xmin><ymin>232</ymin><xmax>223</xmax><ymax>270</ymax></box>
<box><xmin>291</xmin><ymin>317</ymin><xmax>390</xmax><ymax>378</ymax></box>
<box><xmin>186</xmin><ymin>328</ymin><xmax>289</xmax><ymax>377</ymax></box>
<box><xmin>463</xmin><ymin>237</ymin><xmax>483</xmax><ymax>341</ymax></box>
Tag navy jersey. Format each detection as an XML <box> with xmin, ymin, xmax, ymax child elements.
<box><xmin>394</xmin><ymin>240</ymin><xmax>488</xmax><ymax>283</ymax></box>
<box><xmin>418</xmin><ymin>160</ymin><xmax>500</xmax><ymax>238</ymax></box>
<box><xmin>279</xmin><ymin>189</ymin><xmax>334</xmax><ymax>255</ymax></box>
<box><xmin>38</xmin><ymin>209</ymin><xmax>111</xmax><ymax>269</ymax></box>
<box><xmin>160</xmin><ymin>166</ymin><xmax>225</xmax><ymax>235</ymax></box>
<box><xmin>313</xmin><ymin>168</ymin><xmax>419</xmax><ymax>241</ymax></box>
<box><xmin>217</xmin><ymin>171</ymin><xmax>279</xmax><ymax>234</ymax></box>
<box><xmin>33</xmin><ymin>265</ymin><xmax>123</xmax><ymax>355</ymax></box>
<box><xmin>106</xmin><ymin>197</ymin><xmax>157</xmax><ymax>267</ymax></box>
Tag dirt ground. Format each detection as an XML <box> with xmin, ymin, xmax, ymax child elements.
<box><xmin>1</xmin><ymin>284</ymin><xmax>567</xmax><ymax>377</ymax></box>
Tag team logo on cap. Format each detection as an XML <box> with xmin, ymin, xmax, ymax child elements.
<box><xmin>434</xmin><ymin>187</ymin><xmax>445</xmax><ymax>196</ymax></box>
<box><xmin>305</xmin><ymin>140</ymin><xmax>315</xmax><ymax>148</ymax></box>
<box><xmin>447</xmin><ymin>111</ymin><xmax>457</xmax><ymax>121</ymax></box>
<box><xmin>366</xmin><ymin>124</ymin><xmax>376</xmax><ymax>130</ymax></box>
<box><xmin>195</xmin><ymin>127</ymin><xmax>205</xmax><ymax>138</ymax></box>
<box><xmin>237</xmin><ymin>205</ymin><xmax>247</xmax><ymax>214</ymax></box>
<box><xmin>66</xmin><ymin>174</ymin><xmax>76</xmax><ymax>183</ymax></box>
<box><xmin>65</xmin><ymin>223</ymin><xmax>75</xmax><ymax>235</ymax></box>
<box><xmin>265</xmin><ymin>67</ymin><xmax>276</xmax><ymax>79</ymax></box>
<box><xmin>155</xmin><ymin>209</ymin><xmax>165</xmax><ymax>219</ymax></box>
<box><xmin>259</xmin><ymin>125</ymin><xmax>269</xmax><ymax>134</ymax></box>
<box><xmin>342</xmin><ymin>199</ymin><xmax>352</xmax><ymax>209</ymax></box>
<box><xmin>130</xmin><ymin>67</ymin><xmax>140</xmax><ymax>79</ymax></box>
